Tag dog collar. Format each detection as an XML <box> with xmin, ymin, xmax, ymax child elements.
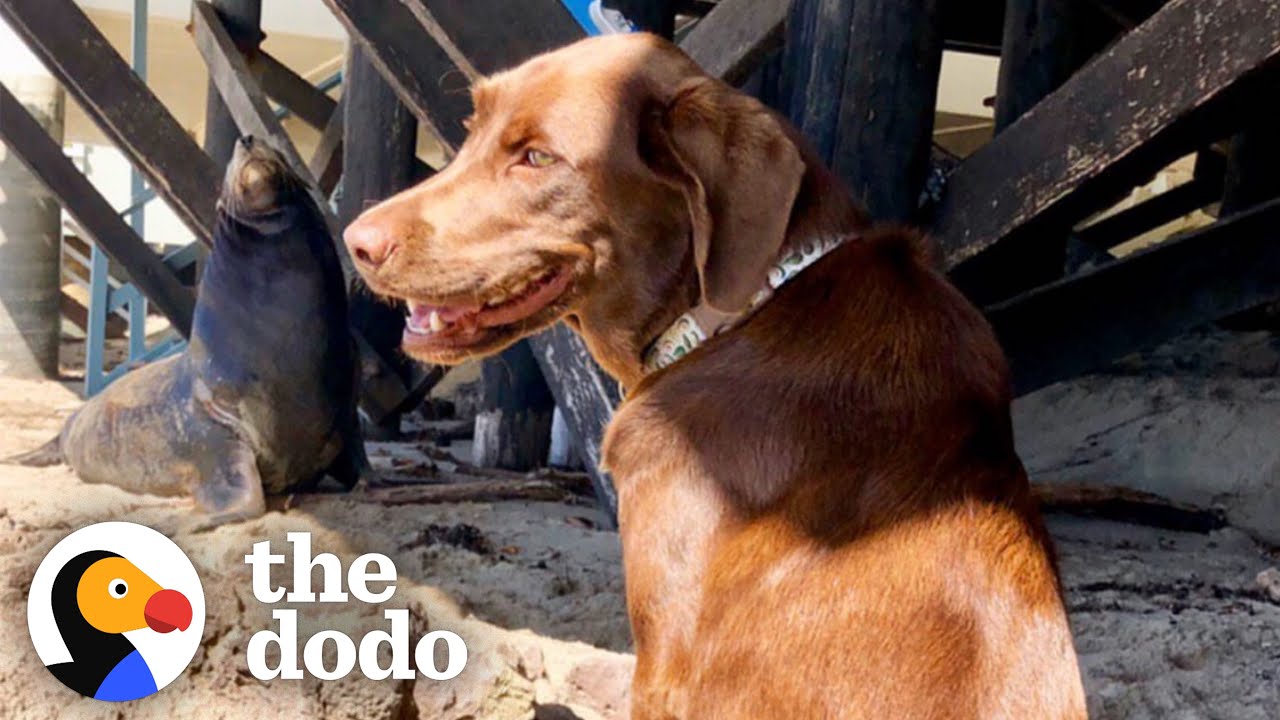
<box><xmin>641</xmin><ymin>234</ymin><xmax>849</xmax><ymax>374</ymax></box>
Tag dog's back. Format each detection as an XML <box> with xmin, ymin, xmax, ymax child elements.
<box><xmin>606</xmin><ymin>229</ymin><xmax>1086</xmax><ymax>719</ymax></box>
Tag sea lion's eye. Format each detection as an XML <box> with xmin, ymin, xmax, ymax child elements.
<box><xmin>109</xmin><ymin>579</ymin><xmax>128</xmax><ymax>599</ymax></box>
<box><xmin>523</xmin><ymin>149</ymin><xmax>558</xmax><ymax>168</ymax></box>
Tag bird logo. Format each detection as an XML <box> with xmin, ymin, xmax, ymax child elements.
<box><xmin>27</xmin><ymin>522</ymin><xmax>205</xmax><ymax>702</ymax></box>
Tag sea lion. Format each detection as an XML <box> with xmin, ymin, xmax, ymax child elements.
<box><xmin>10</xmin><ymin>137</ymin><xmax>369</xmax><ymax>525</ymax></box>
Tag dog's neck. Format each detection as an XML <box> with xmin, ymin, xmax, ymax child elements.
<box><xmin>640</xmin><ymin>233</ymin><xmax>852</xmax><ymax>375</ymax></box>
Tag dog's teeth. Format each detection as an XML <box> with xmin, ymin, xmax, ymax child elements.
<box><xmin>428</xmin><ymin>310</ymin><xmax>445</xmax><ymax>332</ymax></box>
<box><xmin>487</xmin><ymin>292</ymin><xmax>508</xmax><ymax>307</ymax></box>
<box><xmin>512</xmin><ymin>280</ymin><xmax>530</xmax><ymax>295</ymax></box>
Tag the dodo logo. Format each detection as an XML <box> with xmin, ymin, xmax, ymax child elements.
<box><xmin>27</xmin><ymin>522</ymin><xmax>205</xmax><ymax>702</ymax></box>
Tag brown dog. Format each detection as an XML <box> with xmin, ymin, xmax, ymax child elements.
<box><xmin>344</xmin><ymin>33</ymin><xmax>1087</xmax><ymax>720</ymax></box>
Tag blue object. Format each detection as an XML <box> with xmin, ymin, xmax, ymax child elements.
<box><xmin>558</xmin><ymin>0</ymin><xmax>635</xmax><ymax>35</ymax></box>
<box><xmin>93</xmin><ymin>650</ymin><xmax>158</xmax><ymax>702</ymax></box>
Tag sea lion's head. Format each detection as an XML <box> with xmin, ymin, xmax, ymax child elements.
<box><xmin>218</xmin><ymin>136</ymin><xmax>304</xmax><ymax>224</ymax></box>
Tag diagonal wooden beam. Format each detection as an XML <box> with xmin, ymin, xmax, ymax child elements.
<box><xmin>934</xmin><ymin>0</ymin><xmax>1280</xmax><ymax>274</ymax></box>
<box><xmin>0</xmin><ymin>83</ymin><xmax>195</xmax><ymax>337</ymax></box>
<box><xmin>309</xmin><ymin>95</ymin><xmax>345</xmax><ymax>197</ymax></box>
<box><xmin>680</xmin><ymin>0</ymin><xmax>790</xmax><ymax>85</ymax></box>
<box><xmin>255</xmin><ymin>50</ymin><xmax>339</xmax><ymax>132</ymax></box>
<box><xmin>990</xmin><ymin>195</ymin><xmax>1280</xmax><ymax>395</ymax></box>
<box><xmin>319</xmin><ymin>0</ymin><xmax>472</xmax><ymax>151</ymax></box>
<box><xmin>0</xmin><ymin>0</ymin><xmax>221</xmax><ymax>245</ymax></box>
<box><xmin>192</xmin><ymin>2</ymin><xmax>343</xmax><ymax>243</ymax></box>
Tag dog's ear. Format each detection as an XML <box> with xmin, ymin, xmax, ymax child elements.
<box><xmin>641</xmin><ymin>76</ymin><xmax>805</xmax><ymax>313</ymax></box>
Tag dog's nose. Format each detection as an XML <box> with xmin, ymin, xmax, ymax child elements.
<box><xmin>344</xmin><ymin>219</ymin><xmax>398</xmax><ymax>270</ymax></box>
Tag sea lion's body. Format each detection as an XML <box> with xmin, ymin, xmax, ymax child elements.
<box><xmin>55</xmin><ymin>138</ymin><xmax>367</xmax><ymax>523</ymax></box>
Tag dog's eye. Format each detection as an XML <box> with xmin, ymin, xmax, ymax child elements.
<box><xmin>523</xmin><ymin>149</ymin><xmax>558</xmax><ymax>168</ymax></box>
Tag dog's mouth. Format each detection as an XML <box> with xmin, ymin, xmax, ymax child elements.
<box><xmin>400</xmin><ymin>265</ymin><xmax>573</xmax><ymax>360</ymax></box>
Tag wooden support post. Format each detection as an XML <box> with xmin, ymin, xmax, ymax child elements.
<box><xmin>202</xmin><ymin>0</ymin><xmax>262</xmax><ymax>170</ymax></box>
<box><xmin>0</xmin><ymin>0</ymin><xmax>221</xmax><ymax>243</ymax></box>
<box><xmin>780</xmin><ymin>0</ymin><xmax>857</xmax><ymax>164</ymax></box>
<box><xmin>528</xmin><ymin>325</ymin><xmax>622</xmax><ymax>522</ymax></box>
<box><xmin>989</xmin><ymin>196</ymin><xmax>1280</xmax><ymax>395</ymax></box>
<box><xmin>994</xmin><ymin>0</ymin><xmax>1097</xmax><ymax>132</ymax></box>
<box><xmin>340</xmin><ymin>42</ymin><xmax>425</xmax><ymax>438</ymax></box>
<box><xmin>256</xmin><ymin>51</ymin><xmax>338</xmax><ymax>132</ymax></box>
<box><xmin>0</xmin><ymin>83</ymin><xmax>195</xmax><ymax>336</ymax></box>
<box><xmin>934</xmin><ymin>0</ymin><xmax>1280</xmax><ymax>284</ymax></box>
<box><xmin>831</xmin><ymin>0</ymin><xmax>945</xmax><ymax>222</ymax></box>
<box><xmin>474</xmin><ymin>341</ymin><xmax>556</xmax><ymax>472</ymax></box>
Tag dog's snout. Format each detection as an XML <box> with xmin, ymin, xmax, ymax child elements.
<box><xmin>344</xmin><ymin>218</ymin><xmax>399</xmax><ymax>270</ymax></box>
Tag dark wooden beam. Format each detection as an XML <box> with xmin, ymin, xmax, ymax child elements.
<box><xmin>528</xmin><ymin>326</ymin><xmax>623</xmax><ymax>524</ymax></box>
<box><xmin>192</xmin><ymin>2</ymin><xmax>339</xmax><ymax>238</ymax></box>
<box><xmin>1221</xmin><ymin>89</ymin><xmax>1280</xmax><ymax>217</ymax></box>
<box><xmin>319</xmin><ymin>0</ymin><xmax>472</xmax><ymax>150</ymax></box>
<box><xmin>0</xmin><ymin>0</ymin><xmax>221</xmax><ymax>243</ymax></box>
<box><xmin>935</xmin><ymin>0</ymin><xmax>1280</xmax><ymax>276</ymax></box>
<box><xmin>681</xmin><ymin>0</ymin><xmax>790</xmax><ymax>85</ymax></box>
<box><xmin>475</xmin><ymin>341</ymin><xmax>555</xmax><ymax>471</ymax></box>
<box><xmin>832</xmin><ymin>0</ymin><xmax>945</xmax><ymax>223</ymax></box>
<box><xmin>256</xmin><ymin>51</ymin><xmax>339</xmax><ymax>132</ymax></box>
<box><xmin>781</xmin><ymin>0</ymin><xmax>857</xmax><ymax>165</ymax></box>
<box><xmin>309</xmin><ymin>95</ymin><xmax>345</xmax><ymax>197</ymax></box>
<box><xmin>995</xmin><ymin>0</ymin><xmax>1101</xmax><ymax>132</ymax></box>
<box><xmin>203</xmin><ymin>0</ymin><xmax>263</xmax><ymax>170</ymax></box>
<box><xmin>1076</xmin><ymin>150</ymin><xmax>1227</xmax><ymax>251</ymax></box>
<box><xmin>340</xmin><ymin>42</ymin><xmax>426</xmax><ymax>436</ymax></box>
<box><xmin>0</xmin><ymin>83</ymin><xmax>195</xmax><ymax>336</ymax></box>
<box><xmin>990</xmin><ymin>195</ymin><xmax>1280</xmax><ymax>395</ymax></box>
<box><xmin>403</xmin><ymin>0</ymin><xmax>583</xmax><ymax>76</ymax></box>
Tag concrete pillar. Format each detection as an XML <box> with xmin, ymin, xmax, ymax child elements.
<box><xmin>0</xmin><ymin>20</ymin><xmax>65</xmax><ymax>378</ymax></box>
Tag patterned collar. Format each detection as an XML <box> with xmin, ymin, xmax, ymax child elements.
<box><xmin>641</xmin><ymin>234</ymin><xmax>851</xmax><ymax>374</ymax></box>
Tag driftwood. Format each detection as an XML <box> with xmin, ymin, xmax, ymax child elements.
<box><xmin>1034</xmin><ymin>482</ymin><xmax>1228</xmax><ymax>533</ymax></box>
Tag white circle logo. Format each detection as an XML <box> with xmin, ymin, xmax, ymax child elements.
<box><xmin>27</xmin><ymin>522</ymin><xmax>205</xmax><ymax>702</ymax></box>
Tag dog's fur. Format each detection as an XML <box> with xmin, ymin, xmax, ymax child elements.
<box><xmin>344</xmin><ymin>33</ymin><xmax>1087</xmax><ymax>720</ymax></box>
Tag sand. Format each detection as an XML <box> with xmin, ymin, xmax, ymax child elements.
<box><xmin>0</xmin><ymin>374</ymin><xmax>1277</xmax><ymax>719</ymax></box>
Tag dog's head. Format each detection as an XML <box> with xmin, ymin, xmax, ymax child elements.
<box><xmin>345</xmin><ymin>33</ymin><xmax>838</xmax><ymax>383</ymax></box>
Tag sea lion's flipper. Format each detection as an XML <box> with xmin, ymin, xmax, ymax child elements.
<box><xmin>325</xmin><ymin>420</ymin><xmax>378</xmax><ymax>490</ymax></box>
<box><xmin>191</xmin><ymin>440</ymin><xmax>266</xmax><ymax>528</ymax></box>
<box><xmin>2</xmin><ymin>436</ymin><xmax>63</xmax><ymax>467</ymax></box>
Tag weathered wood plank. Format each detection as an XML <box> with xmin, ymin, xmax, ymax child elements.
<box><xmin>680</xmin><ymin>0</ymin><xmax>791</xmax><ymax>85</ymax></box>
<box><xmin>990</xmin><ymin>196</ymin><xmax>1280</xmax><ymax>395</ymax></box>
<box><xmin>935</xmin><ymin>0</ymin><xmax>1280</xmax><ymax>272</ymax></box>
<box><xmin>319</xmin><ymin>0</ymin><xmax>471</xmax><ymax>150</ymax></box>
<box><xmin>340</xmin><ymin>42</ymin><xmax>430</xmax><ymax>434</ymax></box>
<box><xmin>192</xmin><ymin>2</ymin><xmax>339</xmax><ymax>238</ymax></box>
<box><xmin>0</xmin><ymin>0</ymin><xmax>221</xmax><ymax>243</ymax></box>
<box><xmin>404</xmin><ymin>0</ymin><xmax>583</xmax><ymax>75</ymax></box>
<box><xmin>203</xmin><ymin>0</ymin><xmax>262</xmax><ymax>169</ymax></box>
<box><xmin>0</xmin><ymin>83</ymin><xmax>195</xmax><ymax>336</ymax></box>
<box><xmin>475</xmin><ymin>342</ymin><xmax>555</xmax><ymax>471</ymax></box>
<box><xmin>529</xmin><ymin>325</ymin><xmax>622</xmax><ymax>524</ymax></box>
<box><xmin>1076</xmin><ymin>151</ymin><xmax>1226</xmax><ymax>251</ymax></box>
<box><xmin>256</xmin><ymin>51</ymin><xmax>339</xmax><ymax>132</ymax></box>
<box><xmin>995</xmin><ymin>0</ymin><xmax>1110</xmax><ymax>132</ymax></box>
<box><xmin>832</xmin><ymin>0</ymin><xmax>945</xmax><ymax>222</ymax></box>
<box><xmin>780</xmin><ymin>0</ymin><xmax>857</xmax><ymax>165</ymax></box>
<box><xmin>309</xmin><ymin>95</ymin><xmax>345</xmax><ymax>197</ymax></box>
